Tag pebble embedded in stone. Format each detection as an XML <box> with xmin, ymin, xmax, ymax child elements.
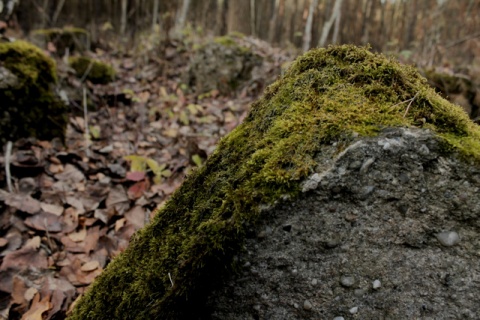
<box><xmin>293</xmin><ymin>302</ymin><xmax>299</xmax><ymax>309</ymax></box>
<box><xmin>311</xmin><ymin>279</ymin><xmax>318</xmax><ymax>285</ymax></box>
<box><xmin>349</xmin><ymin>306</ymin><xmax>359</xmax><ymax>314</ymax></box>
<box><xmin>303</xmin><ymin>300</ymin><xmax>313</xmax><ymax>310</ymax></box>
<box><xmin>340</xmin><ymin>275</ymin><xmax>355</xmax><ymax>287</ymax></box>
<box><xmin>373</xmin><ymin>279</ymin><xmax>381</xmax><ymax>289</ymax></box>
<box><xmin>333</xmin><ymin>317</ymin><xmax>345</xmax><ymax>320</ymax></box>
<box><xmin>436</xmin><ymin>231</ymin><xmax>460</xmax><ymax>247</ymax></box>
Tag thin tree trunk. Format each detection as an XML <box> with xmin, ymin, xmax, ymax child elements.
<box><xmin>250</xmin><ymin>0</ymin><xmax>256</xmax><ymax>36</ymax></box>
<box><xmin>152</xmin><ymin>0</ymin><xmax>159</xmax><ymax>31</ymax></box>
<box><xmin>303</xmin><ymin>0</ymin><xmax>318</xmax><ymax>51</ymax></box>
<box><xmin>332</xmin><ymin>0</ymin><xmax>343</xmax><ymax>44</ymax></box>
<box><xmin>318</xmin><ymin>0</ymin><xmax>343</xmax><ymax>47</ymax></box>
<box><xmin>175</xmin><ymin>0</ymin><xmax>191</xmax><ymax>35</ymax></box>
<box><xmin>120</xmin><ymin>0</ymin><xmax>127</xmax><ymax>35</ymax></box>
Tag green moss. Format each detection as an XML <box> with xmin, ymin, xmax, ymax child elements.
<box><xmin>68</xmin><ymin>45</ymin><xmax>480</xmax><ymax>319</ymax></box>
<box><xmin>69</xmin><ymin>56</ymin><xmax>115</xmax><ymax>84</ymax></box>
<box><xmin>0</xmin><ymin>40</ymin><xmax>68</xmax><ymax>145</ymax></box>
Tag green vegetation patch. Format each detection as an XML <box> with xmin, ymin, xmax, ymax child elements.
<box><xmin>69</xmin><ymin>45</ymin><xmax>480</xmax><ymax>319</ymax></box>
<box><xmin>69</xmin><ymin>56</ymin><xmax>115</xmax><ymax>84</ymax></box>
<box><xmin>0</xmin><ymin>40</ymin><xmax>68</xmax><ymax>145</ymax></box>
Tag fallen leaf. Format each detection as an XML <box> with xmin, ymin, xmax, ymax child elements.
<box><xmin>68</xmin><ymin>229</ymin><xmax>87</xmax><ymax>243</ymax></box>
<box><xmin>40</xmin><ymin>203</ymin><xmax>64</xmax><ymax>216</ymax></box>
<box><xmin>21</xmin><ymin>292</ymin><xmax>52</xmax><ymax>320</ymax></box>
<box><xmin>0</xmin><ymin>238</ymin><xmax>8</xmax><ymax>248</ymax></box>
<box><xmin>80</xmin><ymin>260</ymin><xmax>99</xmax><ymax>272</ymax></box>
<box><xmin>125</xmin><ymin>206</ymin><xmax>146</xmax><ymax>230</ymax></box>
<box><xmin>25</xmin><ymin>212</ymin><xmax>63</xmax><ymax>232</ymax></box>
<box><xmin>4</xmin><ymin>193</ymin><xmax>41</xmax><ymax>214</ymax></box>
<box><xmin>128</xmin><ymin>181</ymin><xmax>149</xmax><ymax>199</ymax></box>
<box><xmin>0</xmin><ymin>244</ymin><xmax>48</xmax><ymax>271</ymax></box>
<box><xmin>115</xmin><ymin>218</ymin><xmax>126</xmax><ymax>232</ymax></box>
<box><xmin>126</xmin><ymin>171</ymin><xmax>146</xmax><ymax>181</ymax></box>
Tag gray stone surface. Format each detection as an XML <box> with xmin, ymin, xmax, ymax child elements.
<box><xmin>207</xmin><ymin>127</ymin><xmax>480</xmax><ymax>319</ymax></box>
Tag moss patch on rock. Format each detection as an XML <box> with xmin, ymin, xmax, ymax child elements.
<box><xmin>69</xmin><ymin>45</ymin><xmax>480</xmax><ymax>319</ymax></box>
<box><xmin>0</xmin><ymin>40</ymin><xmax>68</xmax><ymax>146</ymax></box>
<box><xmin>69</xmin><ymin>56</ymin><xmax>115</xmax><ymax>84</ymax></box>
<box><xmin>31</xmin><ymin>27</ymin><xmax>90</xmax><ymax>56</ymax></box>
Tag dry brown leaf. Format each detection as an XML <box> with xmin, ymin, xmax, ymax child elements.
<box><xmin>125</xmin><ymin>206</ymin><xmax>145</xmax><ymax>230</ymax></box>
<box><xmin>115</xmin><ymin>218</ymin><xmax>126</xmax><ymax>232</ymax></box>
<box><xmin>5</xmin><ymin>193</ymin><xmax>41</xmax><ymax>214</ymax></box>
<box><xmin>80</xmin><ymin>260</ymin><xmax>100</xmax><ymax>272</ymax></box>
<box><xmin>66</xmin><ymin>197</ymin><xmax>86</xmax><ymax>214</ymax></box>
<box><xmin>0</xmin><ymin>237</ymin><xmax>8</xmax><ymax>248</ymax></box>
<box><xmin>67</xmin><ymin>229</ymin><xmax>87</xmax><ymax>243</ymax></box>
<box><xmin>24</xmin><ymin>236</ymin><xmax>41</xmax><ymax>250</ymax></box>
<box><xmin>25</xmin><ymin>212</ymin><xmax>63</xmax><ymax>232</ymax></box>
<box><xmin>49</xmin><ymin>163</ymin><xmax>64</xmax><ymax>174</ymax></box>
<box><xmin>0</xmin><ymin>244</ymin><xmax>48</xmax><ymax>271</ymax></box>
<box><xmin>40</xmin><ymin>203</ymin><xmax>64</xmax><ymax>216</ymax></box>
<box><xmin>54</xmin><ymin>164</ymin><xmax>85</xmax><ymax>183</ymax></box>
<box><xmin>21</xmin><ymin>292</ymin><xmax>52</xmax><ymax>320</ymax></box>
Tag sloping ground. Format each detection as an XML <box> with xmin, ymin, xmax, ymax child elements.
<box><xmin>0</xmin><ymin>36</ymin><xmax>290</xmax><ymax>319</ymax></box>
<box><xmin>69</xmin><ymin>45</ymin><xmax>480</xmax><ymax>319</ymax></box>
<box><xmin>210</xmin><ymin>127</ymin><xmax>480</xmax><ymax>319</ymax></box>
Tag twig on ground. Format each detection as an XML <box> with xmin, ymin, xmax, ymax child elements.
<box><xmin>5</xmin><ymin>141</ymin><xmax>12</xmax><ymax>192</ymax></box>
<box><xmin>403</xmin><ymin>92</ymin><xmax>419</xmax><ymax>118</ymax></box>
<box><xmin>83</xmin><ymin>85</ymin><xmax>91</xmax><ymax>157</ymax></box>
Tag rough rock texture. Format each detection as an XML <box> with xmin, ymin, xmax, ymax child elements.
<box><xmin>209</xmin><ymin>127</ymin><xmax>480</xmax><ymax>319</ymax></box>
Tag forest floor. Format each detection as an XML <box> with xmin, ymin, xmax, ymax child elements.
<box><xmin>0</xmin><ymin>36</ymin><xmax>292</xmax><ymax>319</ymax></box>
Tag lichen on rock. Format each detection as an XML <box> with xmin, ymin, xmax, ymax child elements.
<box><xmin>0</xmin><ymin>40</ymin><xmax>68</xmax><ymax>146</ymax></box>
<box><xmin>68</xmin><ymin>45</ymin><xmax>480</xmax><ymax>319</ymax></box>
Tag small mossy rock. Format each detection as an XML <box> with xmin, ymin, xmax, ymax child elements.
<box><xmin>69</xmin><ymin>56</ymin><xmax>115</xmax><ymax>84</ymax></box>
<box><xmin>31</xmin><ymin>27</ymin><xmax>90</xmax><ymax>56</ymax></box>
<box><xmin>0</xmin><ymin>40</ymin><xmax>68</xmax><ymax>146</ymax></box>
<box><xmin>184</xmin><ymin>34</ymin><xmax>262</xmax><ymax>95</ymax></box>
<box><xmin>68</xmin><ymin>45</ymin><xmax>480</xmax><ymax>319</ymax></box>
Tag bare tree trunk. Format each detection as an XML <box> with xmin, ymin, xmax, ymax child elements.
<box><xmin>268</xmin><ymin>0</ymin><xmax>280</xmax><ymax>43</ymax></box>
<box><xmin>120</xmin><ymin>0</ymin><xmax>127</xmax><ymax>35</ymax></box>
<box><xmin>318</xmin><ymin>0</ymin><xmax>343</xmax><ymax>47</ymax></box>
<box><xmin>175</xmin><ymin>0</ymin><xmax>191</xmax><ymax>35</ymax></box>
<box><xmin>152</xmin><ymin>0</ymin><xmax>159</xmax><ymax>32</ymax></box>
<box><xmin>41</xmin><ymin>0</ymin><xmax>49</xmax><ymax>28</ymax></box>
<box><xmin>250</xmin><ymin>0</ymin><xmax>256</xmax><ymax>36</ymax></box>
<box><xmin>303</xmin><ymin>0</ymin><xmax>318</xmax><ymax>51</ymax></box>
<box><xmin>332</xmin><ymin>0</ymin><xmax>342</xmax><ymax>44</ymax></box>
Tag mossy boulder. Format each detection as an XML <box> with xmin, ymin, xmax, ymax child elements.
<box><xmin>183</xmin><ymin>34</ymin><xmax>262</xmax><ymax>95</ymax></box>
<box><xmin>69</xmin><ymin>56</ymin><xmax>115</xmax><ymax>84</ymax></box>
<box><xmin>30</xmin><ymin>27</ymin><xmax>90</xmax><ymax>56</ymax></box>
<box><xmin>69</xmin><ymin>45</ymin><xmax>480</xmax><ymax>319</ymax></box>
<box><xmin>0</xmin><ymin>40</ymin><xmax>68</xmax><ymax>146</ymax></box>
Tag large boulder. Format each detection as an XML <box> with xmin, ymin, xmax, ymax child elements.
<box><xmin>0</xmin><ymin>40</ymin><xmax>68</xmax><ymax>146</ymax></box>
<box><xmin>69</xmin><ymin>45</ymin><xmax>480</xmax><ymax>319</ymax></box>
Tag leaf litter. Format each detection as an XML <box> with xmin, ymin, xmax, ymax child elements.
<box><xmin>0</xmin><ymin>36</ymin><xmax>292</xmax><ymax>319</ymax></box>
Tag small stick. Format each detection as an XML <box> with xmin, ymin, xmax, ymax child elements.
<box><xmin>168</xmin><ymin>272</ymin><xmax>174</xmax><ymax>287</ymax></box>
<box><xmin>83</xmin><ymin>86</ymin><xmax>91</xmax><ymax>157</ymax></box>
<box><xmin>5</xmin><ymin>141</ymin><xmax>12</xmax><ymax>192</ymax></box>
<box><xmin>403</xmin><ymin>92</ymin><xmax>419</xmax><ymax>118</ymax></box>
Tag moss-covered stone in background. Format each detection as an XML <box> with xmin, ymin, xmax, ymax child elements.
<box><xmin>0</xmin><ymin>40</ymin><xmax>68</xmax><ymax>146</ymax></box>
<box><xmin>68</xmin><ymin>45</ymin><xmax>480</xmax><ymax>319</ymax></box>
<box><xmin>184</xmin><ymin>33</ymin><xmax>262</xmax><ymax>95</ymax></box>
<box><xmin>30</xmin><ymin>27</ymin><xmax>90</xmax><ymax>56</ymax></box>
<box><xmin>69</xmin><ymin>56</ymin><xmax>115</xmax><ymax>85</ymax></box>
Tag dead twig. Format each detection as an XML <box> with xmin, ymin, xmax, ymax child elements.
<box><xmin>5</xmin><ymin>141</ymin><xmax>12</xmax><ymax>192</ymax></box>
<box><xmin>403</xmin><ymin>92</ymin><xmax>419</xmax><ymax>118</ymax></box>
<box><xmin>83</xmin><ymin>86</ymin><xmax>91</xmax><ymax>157</ymax></box>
